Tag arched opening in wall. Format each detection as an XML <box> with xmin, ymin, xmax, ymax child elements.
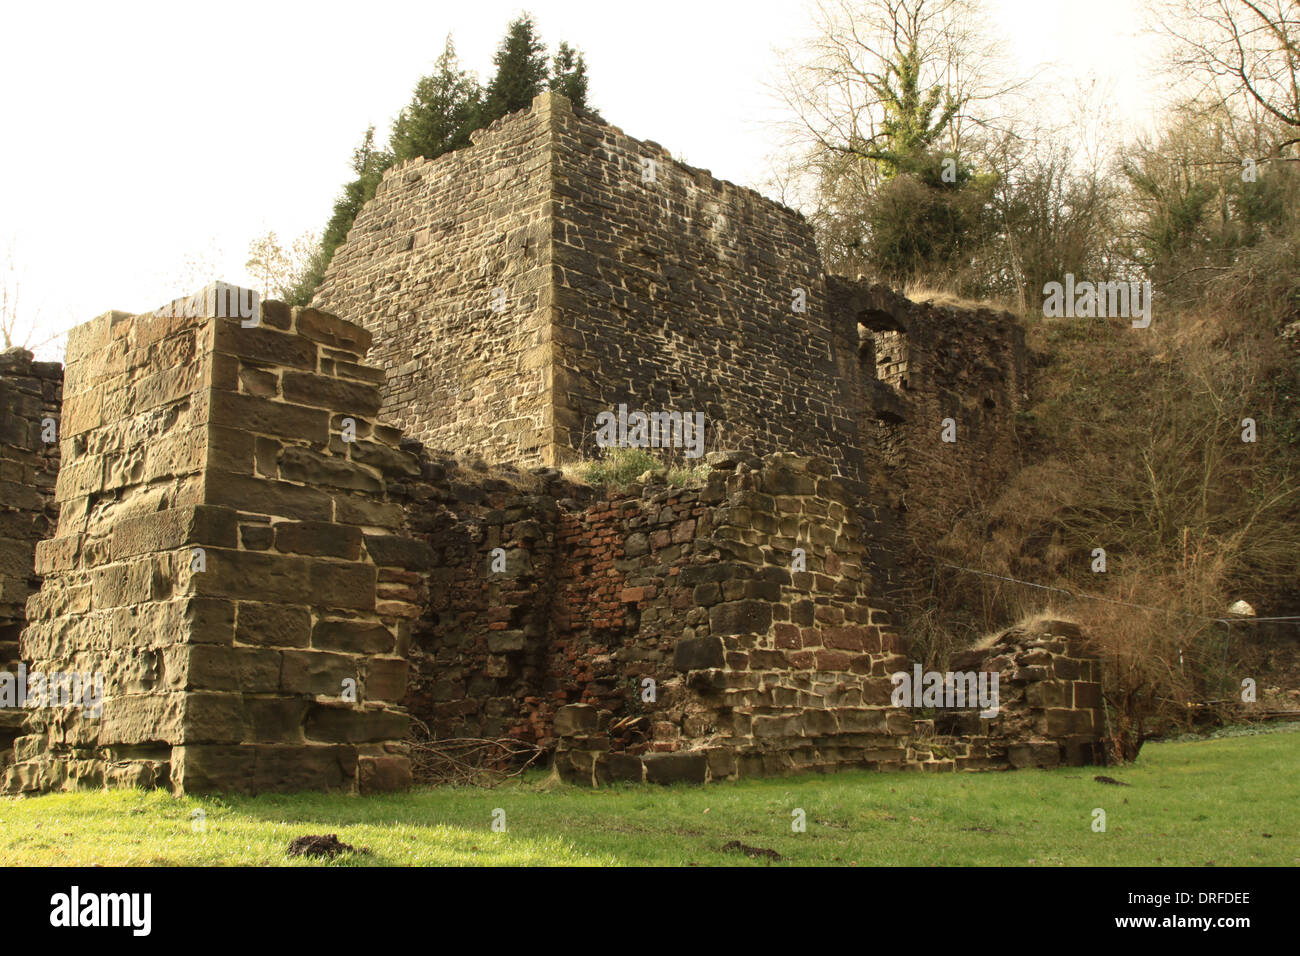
<box><xmin>857</xmin><ymin>308</ymin><xmax>909</xmax><ymax>469</ymax></box>
<box><xmin>859</xmin><ymin>308</ymin><xmax>909</xmax><ymax>392</ymax></box>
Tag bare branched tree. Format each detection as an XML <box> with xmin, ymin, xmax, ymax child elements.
<box><xmin>768</xmin><ymin>0</ymin><xmax>1038</xmax><ymax>286</ymax></box>
<box><xmin>0</xmin><ymin>242</ymin><xmax>64</xmax><ymax>356</ymax></box>
<box><xmin>245</xmin><ymin>229</ymin><xmax>321</xmax><ymax>303</ymax></box>
<box><xmin>0</xmin><ymin>250</ymin><xmax>27</xmax><ymax>350</ymax></box>
<box><xmin>1152</xmin><ymin>0</ymin><xmax>1300</xmax><ymax>159</ymax></box>
<box><xmin>774</xmin><ymin>0</ymin><xmax>1025</xmax><ymax>198</ymax></box>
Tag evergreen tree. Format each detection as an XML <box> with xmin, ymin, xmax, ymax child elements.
<box><xmin>482</xmin><ymin>14</ymin><xmax>550</xmax><ymax>123</ymax></box>
<box><xmin>549</xmin><ymin>41</ymin><xmax>589</xmax><ymax>110</ymax></box>
<box><xmin>295</xmin><ymin>128</ymin><xmax>393</xmax><ymax>303</ymax></box>
<box><xmin>297</xmin><ymin>18</ymin><xmax>594</xmax><ymax>303</ymax></box>
<box><xmin>390</xmin><ymin>36</ymin><xmax>483</xmax><ymax>162</ymax></box>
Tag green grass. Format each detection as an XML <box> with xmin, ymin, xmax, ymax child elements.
<box><xmin>2</xmin><ymin>727</ymin><xmax>1296</xmax><ymax>866</ymax></box>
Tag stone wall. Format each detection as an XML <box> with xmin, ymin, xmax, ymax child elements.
<box><xmin>4</xmin><ymin>293</ymin><xmax>418</xmax><ymax>794</ymax></box>
<box><xmin>315</xmin><ymin>93</ymin><xmax>870</xmax><ymax>497</ymax></box>
<box><xmin>314</xmin><ymin>100</ymin><xmax>555</xmax><ymax>464</ymax></box>
<box><xmin>948</xmin><ymin>620</ymin><xmax>1106</xmax><ymax>770</ymax></box>
<box><xmin>828</xmin><ymin>281</ymin><xmax>1028</xmax><ymax>602</ymax></box>
<box><xmin>315</xmin><ymin>93</ymin><xmax>1028</xmax><ymax>620</ymax></box>
<box><xmin>553</xmin><ymin>452</ymin><xmax>903</xmax><ymax>783</ymax></box>
<box><xmin>547</xmin><ymin>96</ymin><xmax>868</xmax><ymax>489</ymax></box>
<box><xmin>555</xmin><ymin>616</ymin><xmax>1105</xmax><ymax>784</ymax></box>
<box><xmin>0</xmin><ymin>96</ymin><xmax>1059</xmax><ymax>794</ymax></box>
<box><xmin>0</xmin><ymin>349</ymin><xmax>61</xmax><ymax>761</ymax></box>
<box><xmin>397</xmin><ymin>450</ymin><xmax>1104</xmax><ymax>784</ymax></box>
<box><xmin>398</xmin><ymin>458</ymin><xmax>568</xmax><ymax>744</ymax></box>
<box><xmin>402</xmin><ymin>453</ymin><xmax>863</xmax><ymax>753</ymax></box>
<box><xmin>396</xmin><ymin>456</ymin><xmax>710</xmax><ymax>751</ymax></box>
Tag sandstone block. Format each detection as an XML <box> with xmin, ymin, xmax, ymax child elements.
<box><xmin>212</xmin><ymin>322</ymin><xmax>317</xmax><ymax>372</ymax></box>
<box><xmin>281</xmin><ymin>370</ymin><xmax>382</xmax><ymax>418</ymax></box>
<box><xmin>281</xmin><ymin>649</ymin><xmax>356</xmax><ymax>696</ymax></box>
<box><xmin>275</xmin><ymin>521</ymin><xmax>362</xmax><ymax>559</ymax></box>
<box><xmin>363</xmin><ymin>534</ymin><xmax>433</xmax><ymax>570</ymax></box>
<box><xmin>305</xmin><ymin>703</ymin><xmax>408</xmax><ymax>743</ymax></box>
<box><xmin>279</xmin><ymin>446</ymin><xmax>381</xmax><ymax>492</ymax></box>
<box><xmin>673</xmin><ymin>635</ymin><xmax>724</xmax><ymax>672</ymax></box>
<box><xmin>365</xmin><ymin>657</ymin><xmax>408</xmax><ymax>702</ymax></box>
<box><xmin>204</xmin><ymin>473</ymin><xmax>333</xmax><ymax>522</ymax></box>
<box><xmin>642</xmin><ymin>752</ymin><xmax>707</xmax><ymax>784</ymax></box>
<box><xmin>294</xmin><ymin>308</ymin><xmax>373</xmax><ymax>354</ymax></box>
<box><xmin>312</xmin><ymin>618</ymin><xmax>393</xmax><ymax>654</ymax></box>
<box><xmin>208</xmin><ymin>391</ymin><xmax>329</xmax><ymax>443</ymax></box>
<box><xmin>358</xmin><ymin>754</ymin><xmax>412</xmax><ymax>793</ymax></box>
<box><xmin>553</xmin><ymin>703</ymin><xmax>598</xmax><ymax>737</ymax></box>
<box><xmin>236</xmin><ymin>602</ymin><xmax>310</xmax><ymax>648</ymax></box>
<box><xmin>596</xmin><ymin>753</ymin><xmax>645</xmax><ymax>784</ymax></box>
<box><xmin>708</xmin><ymin>600</ymin><xmax>772</xmax><ymax>636</ymax></box>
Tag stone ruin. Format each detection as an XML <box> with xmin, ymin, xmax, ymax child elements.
<box><xmin>0</xmin><ymin>92</ymin><xmax>1105</xmax><ymax>793</ymax></box>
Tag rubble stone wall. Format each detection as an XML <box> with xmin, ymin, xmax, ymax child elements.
<box><xmin>555</xmin><ymin>616</ymin><xmax>1105</xmax><ymax>785</ymax></box>
<box><xmin>397</xmin><ymin>451</ymin><xmax>1104</xmax><ymax>785</ymax></box>
<box><xmin>399</xmin><ymin>458</ymin><xmax>564</xmax><ymax>744</ymax></box>
<box><xmin>401</xmin><ymin>454</ymin><xmax>761</xmax><ymax>753</ymax></box>
<box><xmin>828</xmin><ymin>281</ymin><xmax>1029</xmax><ymax>601</ymax></box>
<box><xmin>0</xmin><ymin>349</ymin><xmax>61</xmax><ymax>760</ymax></box>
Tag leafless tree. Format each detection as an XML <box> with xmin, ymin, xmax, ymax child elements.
<box><xmin>1151</xmin><ymin>0</ymin><xmax>1300</xmax><ymax>160</ymax></box>
<box><xmin>767</xmin><ymin>0</ymin><xmax>1038</xmax><ymax>286</ymax></box>
<box><xmin>772</xmin><ymin>0</ymin><xmax>1026</xmax><ymax>200</ymax></box>
<box><xmin>0</xmin><ymin>243</ymin><xmax>62</xmax><ymax>355</ymax></box>
<box><xmin>1</xmin><ymin>252</ymin><xmax>25</xmax><ymax>350</ymax></box>
<box><xmin>245</xmin><ymin>229</ymin><xmax>320</xmax><ymax>303</ymax></box>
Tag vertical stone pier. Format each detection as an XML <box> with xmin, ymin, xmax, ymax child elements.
<box><xmin>0</xmin><ymin>349</ymin><xmax>62</xmax><ymax>762</ymax></box>
<box><xmin>4</xmin><ymin>287</ymin><xmax>423</xmax><ymax>794</ymax></box>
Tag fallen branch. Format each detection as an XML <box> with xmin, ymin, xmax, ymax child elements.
<box><xmin>406</xmin><ymin>730</ymin><xmax>545</xmax><ymax>787</ymax></box>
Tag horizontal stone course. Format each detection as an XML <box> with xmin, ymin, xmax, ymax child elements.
<box><xmin>529</xmin><ymin>457</ymin><xmax>1106</xmax><ymax>785</ymax></box>
<box><xmin>3</xmin><ymin>300</ymin><xmax>416</xmax><ymax>795</ymax></box>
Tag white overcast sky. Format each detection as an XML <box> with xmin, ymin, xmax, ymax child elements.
<box><xmin>2</xmin><ymin>0</ymin><xmax>1162</xmax><ymax>357</ymax></box>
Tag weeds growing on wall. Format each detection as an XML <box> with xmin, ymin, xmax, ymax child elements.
<box><xmin>566</xmin><ymin>446</ymin><xmax>712</xmax><ymax>491</ymax></box>
<box><xmin>901</xmin><ymin>281</ymin><xmax>1298</xmax><ymax>761</ymax></box>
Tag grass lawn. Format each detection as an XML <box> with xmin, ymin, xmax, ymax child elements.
<box><xmin>1</xmin><ymin>726</ymin><xmax>1295</xmax><ymax>867</ymax></box>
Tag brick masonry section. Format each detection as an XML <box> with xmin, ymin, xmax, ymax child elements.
<box><xmin>397</xmin><ymin>451</ymin><xmax>1105</xmax><ymax>784</ymax></box>
<box><xmin>4</xmin><ymin>293</ymin><xmax>419</xmax><ymax>794</ymax></box>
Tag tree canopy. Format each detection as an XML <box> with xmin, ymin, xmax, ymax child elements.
<box><xmin>291</xmin><ymin>15</ymin><xmax>590</xmax><ymax>304</ymax></box>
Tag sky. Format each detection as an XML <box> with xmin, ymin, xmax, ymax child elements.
<box><xmin>1</xmin><ymin>0</ymin><xmax>1163</xmax><ymax>358</ymax></box>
